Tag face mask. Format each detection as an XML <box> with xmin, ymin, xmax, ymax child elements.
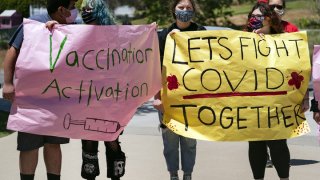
<box><xmin>66</xmin><ymin>8</ymin><xmax>78</xmax><ymax>23</ymax></box>
<box><xmin>274</xmin><ymin>7</ymin><xmax>285</xmax><ymax>16</ymax></box>
<box><xmin>248</xmin><ymin>16</ymin><xmax>264</xmax><ymax>31</ymax></box>
<box><xmin>175</xmin><ymin>10</ymin><xmax>194</xmax><ymax>22</ymax></box>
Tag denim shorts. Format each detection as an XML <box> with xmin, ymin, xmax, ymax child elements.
<box><xmin>17</xmin><ymin>132</ymin><xmax>69</xmax><ymax>151</ymax></box>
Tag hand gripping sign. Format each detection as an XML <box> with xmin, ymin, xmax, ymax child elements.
<box><xmin>162</xmin><ymin>30</ymin><xmax>311</xmax><ymax>141</ymax></box>
<box><xmin>7</xmin><ymin>19</ymin><xmax>162</xmax><ymax>141</ymax></box>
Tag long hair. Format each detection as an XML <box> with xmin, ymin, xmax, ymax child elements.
<box><xmin>245</xmin><ymin>2</ymin><xmax>283</xmax><ymax>34</ymax></box>
<box><xmin>170</xmin><ymin>0</ymin><xmax>198</xmax><ymax>19</ymax></box>
<box><xmin>81</xmin><ymin>0</ymin><xmax>115</xmax><ymax>25</ymax></box>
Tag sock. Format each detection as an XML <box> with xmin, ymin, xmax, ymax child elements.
<box><xmin>20</xmin><ymin>173</ymin><xmax>34</xmax><ymax>180</ymax></box>
<box><xmin>47</xmin><ymin>173</ymin><xmax>60</xmax><ymax>180</ymax></box>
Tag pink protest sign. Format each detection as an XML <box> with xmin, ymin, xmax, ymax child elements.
<box><xmin>313</xmin><ymin>45</ymin><xmax>320</xmax><ymax>109</ymax></box>
<box><xmin>7</xmin><ymin>19</ymin><xmax>162</xmax><ymax>141</ymax></box>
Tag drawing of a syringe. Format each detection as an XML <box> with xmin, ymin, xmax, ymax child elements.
<box><xmin>63</xmin><ymin>113</ymin><xmax>122</xmax><ymax>133</ymax></box>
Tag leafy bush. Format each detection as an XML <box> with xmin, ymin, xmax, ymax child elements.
<box><xmin>297</xmin><ymin>18</ymin><xmax>320</xmax><ymax>29</ymax></box>
<box><xmin>0</xmin><ymin>41</ymin><xmax>8</xmax><ymax>50</ymax></box>
<box><xmin>0</xmin><ymin>111</ymin><xmax>9</xmax><ymax>131</ymax></box>
<box><xmin>307</xmin><ymin>30</ymin><xmax>320</xmax><ymax>62</ymax></box>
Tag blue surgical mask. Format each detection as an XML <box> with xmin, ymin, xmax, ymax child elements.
<box><xmin>175</xmin><ymin>10</ymin><xmax>194</xmax><ymax>22</ymax></box>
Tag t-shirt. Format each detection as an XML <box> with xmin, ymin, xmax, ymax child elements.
<box><xmin>9</xmin><ymin>13</ymin><xmax>52</xmax><ymax>50</ymax></box>
<box><xmin>281</xmin><ymin>20</ymin><xmax>299</xmax><ymax>33</ymax></box>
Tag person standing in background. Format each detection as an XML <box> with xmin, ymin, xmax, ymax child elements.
<box><xmin>153</xmin><ymin>0</ymin><xmax>206</xmax><ymax>180</ymax></box>
<box><xmin>2</xmin><ymin>1</ymin><xmax>78</xmax><ymax>180</ymax></box>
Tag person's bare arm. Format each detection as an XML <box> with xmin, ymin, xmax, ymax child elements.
<box><xmin>2</xmin><ymin>46</ymin><xmax>19</xmax><ymax>102</ymax></box>
<box><xmin>153</xmin><ymin>91</ymin><xmax>164</xmax><ymax>113</ymax></box>
<box><xmin>313</xmin><ymin>112</ymin><xmax>320</xmax><ymax>125</ymax></box>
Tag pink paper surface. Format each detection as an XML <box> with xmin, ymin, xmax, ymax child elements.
<box><xmin>7</xmin><ymin>19</ymin><xmax>162</xmax><ymax>141</ymax></box>
<box><xmin>312</xmin><ymin>45</ymin><xmax>320</xmax><ymax>110</ymax></box>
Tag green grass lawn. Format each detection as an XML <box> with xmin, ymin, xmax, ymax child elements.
<box><xmin>0</xmin><ymin>111</ymin><xmax>12</xmax><ymax>138</ymax></box>
<box><xmin>0</xmin><ymin>131</ymin><xmax>11</xmax><ymax>138</ymax></box>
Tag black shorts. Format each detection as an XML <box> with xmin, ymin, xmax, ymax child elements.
<box><xmin>17</xmin><ymin>132</ymin><xmax>69</xmax><ymax>151</ymax></box>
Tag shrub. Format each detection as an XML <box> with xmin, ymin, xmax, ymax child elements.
<box><xmin>0</xmin><ymin>41</ymin><xmax>8</xmax><ymax>50</ymax></box>
<box><xmin>297</xmin><ymin>18</ymin><xmax>320</xmax><ymax>29</ymax></box>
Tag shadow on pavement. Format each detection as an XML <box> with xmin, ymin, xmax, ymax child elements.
<box><xmin>290</xmin><ymin>159</ymin><xmax>320</xmax><ymax>166</ymax></box>
<box><xmin>135</xmin><ymin>101</ymin><xmax>158</xmax><ymax>115</ymax></box>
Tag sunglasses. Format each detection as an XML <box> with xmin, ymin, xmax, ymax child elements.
<box><xmin>269</xmin><ymin>4</ymin><xmax>284</xmax><ymax>10</ymax></box>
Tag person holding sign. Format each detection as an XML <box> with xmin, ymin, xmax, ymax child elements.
<box><xmin>268</xmin><ymin>0</ymin><xmax>299</xmax><ymax>33</ymax></box>
<box><xmin>257</xmin><ymin>0</ymin><xmax>309</xmax><ymax>169</ymax></box>
<box><xmin>245</xmin><ymin>2</ymin><xmax>292</xmax><ymax>180</ymax></box>
<box><xmin>45</xmin><ymin>1</ymin><xmax>126</xmax><ymax>179</ymax></box>
<box><xmin>80</xmin><ymin>1</ymin><xmax>126</xmax><ymax>180</ymax></box>
<box><xmin>47</xmin><ymin>0</ymin><xmax>126</xmax><ymax>180</ymax></box>
<box><xmin>2</xmin><ymin>1</ymin><xmax>78</xmax><ymax>180</ymax></box>
<box><xmin>154</xmin><ymin>0</ymin><xmax>205</xmax><ymax>180</ymax></box>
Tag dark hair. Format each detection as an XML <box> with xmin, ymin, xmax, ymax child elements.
<box><xmin>47</xmin><ymin>0</ymin><xmax>71</xmax><ymax>14</ymax></box>
<box><xmin>245</xmin><ymin>2</ymin><xmax>283</xmax><ymax>33</ymax></box>
<box><xmin>279</xmin><ymin>0</ymin><xmax>286</xmax><ymax>8</ymax></box>
<box><xmin>170</xmin><ymin>0</ymin><xmax>197</xmax><ymax>19</ymax></box>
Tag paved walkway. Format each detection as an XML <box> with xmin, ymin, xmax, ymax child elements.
<box><xmin>0</xmin><ymin>87</ymin><xmax>319</xmax><ymax>180</ymax></box>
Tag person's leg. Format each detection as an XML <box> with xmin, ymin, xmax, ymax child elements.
<box><xmin>180</xmin><ymin>136</ymin><xmax>196</xmax><ymax>180</ymax></box>
<box><xmin>44</xmin><ymin>136</ymin><xmax>69</xmax><ymax>180</ymax></box>
<box><xmin>17</xmin><ymin>132</ymin><xmax>44</xmax><ymax>180</ymax></box>
<box><xmin>248</xmin><ymin>141</ymin><xmax>268</xmax><ymax>180</ymax></box>
<box><xmin>43</xmin><ymin>144</ymin><xmax>61</xmax><ymax>174</ymax></box>
<box><xmin>162</xmin><ymin>127</ymin><xmax>180</xmax><ymax>179</ymax></box>
<box><xmin>19</xmin><ymin>149</ymin><xmax>39</xmax><ymax>178</ymax></box>
<box><xmin>43</xmin><ymin>144</ymin><xmax>62</xmax><ymax>180</ymax></box>
<box><xmin>267</xmin><ymin>139</ymin><xmax>290</xmax><ymax>179</ymax></box>
<box><xmin>81</xmin><ymin>140</ymin><xmax>100</xmax><ymax>180</ymax></box>
<box><xmin>105</xmin><ymin>137</ymin><xmax>126</xmax><ymax>180</ymax></box>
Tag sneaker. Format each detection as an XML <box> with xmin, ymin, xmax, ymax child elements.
<box><xmin>170</xmin><ymin>171</ymin><xmax>179</xmax><ymax>180</ymax></box>
<box><xmin>266</xmin><ymin>159</ymin><xmax>273</xmax><ymax>168</ymax></box>
<box><xmin>183</xmin><ymin>175</ymin><xmax>192</xmax><ymax>180</ymax></box>
<box><xmin>170</xmin><ymin>176</ymin><xmax>179</xmax><ymax>180</ymax></box>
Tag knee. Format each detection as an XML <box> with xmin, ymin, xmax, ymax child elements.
<box><xmin>20</xmin><ymin>149</ymin><xmax>39</xmax><ymax>157</ymax></box>
<box><xmin>44</xmin><ymin>144</ymin><xmax>61</xmax><ymax>151</ymax></box>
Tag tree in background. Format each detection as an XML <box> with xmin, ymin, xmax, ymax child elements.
<box><xmin>316</xmin><ymin>0</ymin><xmax>320</xmax><ymax>15</ymax></box>
<box><xmin>233</xmin><ymin>0</ymin><xmax>255</xmax><ymax>5</ymax></box>
<box><xmin>196</xmin><ymin>0</ymin><xmax>233</xmax><ymax>26</ymax></box>
<box><xmin>0</xmin><ymin>0</ymin><xmax>47</xmax><ymax>17</ymax></box>
<box><xmin>138</xmin><ymin>0</ymin><xmax>236</xmax><ymax>26</ymax></box>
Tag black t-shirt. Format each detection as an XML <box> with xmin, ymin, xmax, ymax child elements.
<box><xmin>158</xmin><ymin>22</ymin><xmax>206</xmax><ymax>66</ymax></box>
